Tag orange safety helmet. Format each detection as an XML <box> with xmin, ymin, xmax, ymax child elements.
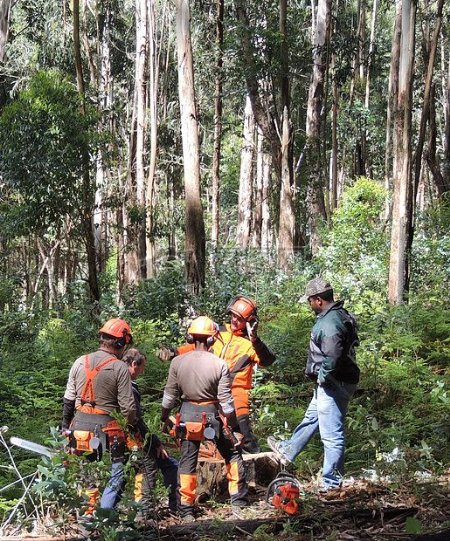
<box><xmin>227</xmin><ymin>295</ymin><xmax>257</xmax><ymax>321</ymax></box>
<box><xmin>187</xmin><ymin>316</ymin><xmax>217</xmax><ymax>337</ymax></box>
<box><xmin>99</xmin><ymin>318</ymin><xmax>133</xmax><ymax>345</ymax></box>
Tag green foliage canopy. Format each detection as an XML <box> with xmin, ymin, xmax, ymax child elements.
<box><xmin>0</xmin><ymin>70</ymin><xmax>98</xmax><ymax>234</ymax></box>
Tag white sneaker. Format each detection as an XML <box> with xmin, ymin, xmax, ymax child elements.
<box><xmin>266</xmin><ymin>436</ymin><xmax>291</xmax><ymax>466</ymax></box>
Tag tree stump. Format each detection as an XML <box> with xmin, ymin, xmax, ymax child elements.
<box><xmin>196</xmin><ymin>442</ymin><xmax>279</xmax><ymax>500</ymax></box>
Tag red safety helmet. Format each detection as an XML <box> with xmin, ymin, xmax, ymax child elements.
<box><xmin>227</xmin><ymin>296</ymin><xmax>257</xmax><ymax>321</ymax></box>
<box><xmin>99</xmin><ymin>318</ymin><xmax>133</xmax><ymax>345</ymax></box>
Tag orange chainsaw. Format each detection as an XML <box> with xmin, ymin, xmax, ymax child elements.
<box><xmin>266</xmin><ymin>472</ymin><xmax>302</xmax><ymax>516</ymax></box>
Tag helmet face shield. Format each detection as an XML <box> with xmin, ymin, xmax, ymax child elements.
<box><xmin>227</xmin><ymin>296</ymin><xmax>257</xmax><ymax>321</ymax></box>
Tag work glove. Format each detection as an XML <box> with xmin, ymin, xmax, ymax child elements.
<box><xmin>157</xmin><ymin>346</ymin><xmax>175</xmax><ymax>362</ymax></box>
<box><xmin>246</xmin><ymin>318</ymin><xmax>259</xmax><ymax>342</ymax></box>
<box><xmin>160</xmin><ymin>417</ymin><xmax>174</xmax><ymax>434</ymax></box>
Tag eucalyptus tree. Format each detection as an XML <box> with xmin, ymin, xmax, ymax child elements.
<box><xmin>303</xmin><ymin>0</ymin><xmax>331</xmax><ymax>255</ymax></box>
<box><xmin>211</xmin><ymin>0</ymin><xmax>224</xmax><ymax>251</ymax></box>
<box><xmin>388</xmin><ymin>0</ymin><xmax>416</xmax><ymax>304</ymax></box>
<box><xmin>176</xmin><ymin>0</ymin><xmax>205</xmax><ymax>293</ymax></box>
<box><xmin>234</xmin><ymin>0</ymin><xmax>296</xmax><ymax>269</ymax></box>
<box><xmin>72</xmin><ymin>0</ymin><xmax>100</xmax><ymax>304</ymax></box>
<box><xmin>0</xmin><ymin>71</ymin><xmax>100</xmax><ymax>308</ymax></box>
<box><xmin>0</xmin><ymin>0</ymin><xmax>11</xmax><ymax>63</ymax></box>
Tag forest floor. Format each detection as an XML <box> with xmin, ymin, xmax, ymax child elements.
<box><xmin>156</xmin><ymin>474</ymin><xmax>450</xmax><ymax>541</ymax></box>
<box><xmin>0</xmin><ymin>473</ymin><xmax>448</xmax><ymax>540</ymax></box>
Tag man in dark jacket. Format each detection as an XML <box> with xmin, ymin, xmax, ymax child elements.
<box><xmin>267</xmin><ymin>278</ymin><xmax>359</xmax><ymax>490</ymax></box>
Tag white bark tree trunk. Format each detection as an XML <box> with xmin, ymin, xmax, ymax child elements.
<box><xmin>124</xmin><ymin>0</ymin><xmax>148</xmax><ymax>285</ymax></box>
<box><xmin>388</xmin><ymin>0</ymin><xmax>416</xmax><ymax>304</ymax></box>
<box><xmin>146</xmin><ymin>0</ymin><xmax>167</xmax><ymax>278</ymax></box>
<box><xmin>0</xmin><ymin>0</ymin><xmax>11</xmax><ymax>62</ymax></box>
<box><xmin>305</xmin><ymin>0</ymin><xmax>330</xmax><ymax>255</ymax></box>
<box><xmin>211</xmin><ymin>0</ymin><xmax>224</xmax><ymax>251</ymax></box>
<box><xmin>384</xmin><ymin>0</ymin><xmax>402</xmax><ymax>218</ymax></box>
<box><xmin>176</xmin><ymin>0</ymin><xmax>205</xmax><ymax>293</ymax></box>
<box><xmin>278</xmin><ymin>106</ymin><xmax>295</xmax><ymax>268</ymax></box>
<box><xmin>236</xmin><ymin>95</ymin><xmax>255</xmax><ymax>250</ymax></box>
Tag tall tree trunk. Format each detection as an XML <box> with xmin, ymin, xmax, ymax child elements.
<box><xmin>236</xmin><ymin>95</ymin><xmax>255</xmax><ymax>249</ymax></box>
<box><xmin>176</xmin><ymin>0</ymin><xmax>205</xmax><ymax>293</ymax></box>
<box><xmin>443</xmin><ymin>37</ymin><xmax>450</xmax><ymax>189</ymax></box>
<box><xmin>413</xmin><ymin>0</ymin><xmax>444</xmax><ymax>200</ymax></box>
<box><xmin>124</xmin><ymin>0</ymin><xmax>148</xmax><ymax>285</ymax></box>
<box><xmin>384</xmin><ymin>0</ymin><xmax>402</xmax><ymax>217</ymax></box>
<box><xmin>277</xmin><ymin>0</ymin><xmax>295</xmax><ymax>270</ymax></box>
<box><xmin>146</xmin><ymin>0</ymin><xmax>165</xmax><ymax>278</ymax></box>
<box><xmin>305</xmin><ymin>0</ymin><xmax>330</xmax><ymax>255</ymax></box>
<box><xmin>35</xmin><ymin>238</ymin><xmax>60</xmax><ymax>310</ymax></box>
<box><xmin>235</xmin><ymin>2</ymin><xmax>282</xmax><ymax>181</ymax></box>
<box><xmin>211</xmin><ymin>0</ymin><xmax>224</xmax><ymax>251</ymax></box>
<box><xmin>278</xmin><ymin>106</ymin><xmax>295</xmax><ymax>268</ymax></box>
<box><xmin>252</xmin><ymin>130</ymin><xmax>263</xmax><ymax>249</ymax></box>
<box><xmin>388</xmin><ymin>0</ymin><xmax>416</xmax><ymax>305</ymax></box>
<box><xmin>364</xmin><ymin>0</ymin><xmax>377</xmax><ymax>109</ymax></box>
<box><xmin>255</xmin><ymin>127</ymin><xmax>273</xmax><ymax>252</ymax></box>
<box><xmin>73</xmin><ymin>0</ymin><xmax>100</xmax><ymax>305</ymax></box>
<box><xmin>95</xmin><ymin>0</ymin><xmax>114</xmax><ymax>276</ymax></box>
<box><xmin>330</xmin><ymin>1</ymin><xmax>339</xmax><ymax>211</ymax></box>
<box><xmin>0</xmin><ymin>0</ymin><xmax>11</xmax><ymax>63</ymax></box>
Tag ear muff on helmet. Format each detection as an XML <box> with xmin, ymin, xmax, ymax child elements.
<box><xmin>187</xmin><ymin>316</ymin><xmax>217</xmax><ymax>346</ymax></box>
<box><xmin>227</xmin><ymin>295</ymin><xmax>257</xmax><ymax>322</ymax></box>
<box><xmin>114</xmin><ymin>332</ymin><xmax>132</xmax><ymax>349</ymax></box>
<box><xmin>99</xmin><ymin>318</ymin><xmax>133</xmax><ymax>349</ymax></box>
<box><xmin>186</xmin><ymin>333</ymin><xmax>216</xmax><ymax>347</ymax></box>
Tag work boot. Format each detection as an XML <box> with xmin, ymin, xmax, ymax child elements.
<box><xmin>180</xmin><ymin>513</ymin><xmax>195</xmax><ymax>523</ymax></box>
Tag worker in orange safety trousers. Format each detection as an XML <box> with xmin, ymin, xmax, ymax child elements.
<box><xmin>160</xmin><ymin>316</ymin><xmax>249</xmax><ymax>523</ymax></box>
<box><xmin>62</xmin><ymin>318</ymin><xmax>137</xmax><ymax>514</ymax></box>
<box><xmin>158</xmin><ymin>296</ymin><xmax>276</xmax><ymax>453</ymax></box>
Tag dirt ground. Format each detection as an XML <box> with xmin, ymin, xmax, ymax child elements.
<box><xmin>155</xmin><ymin>474</ymin><xmax>450</xmax><ymax>541</ymax></box>
<box><xmin>0</xmin><ymin>474</ymin><xmax>448</xmax><ymax>541</ymax></box>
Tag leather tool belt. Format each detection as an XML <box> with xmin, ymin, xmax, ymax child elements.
<box><xmin>176</xmin><ymin>402</ymin><xmax>221</xmax><ymax>442</ymax></box>
<box><xmin>70</xmin><ymin>412</ymin><xmax>126</xmax><ymax>461</ymax></box>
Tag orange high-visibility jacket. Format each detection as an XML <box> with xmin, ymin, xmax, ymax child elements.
<box><xmin>176</xmin><ymin>324</ymin><xmax>275</xmax><ymax>391</ymax></box>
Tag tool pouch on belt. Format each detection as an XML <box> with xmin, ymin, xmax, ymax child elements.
<box><xmin>102</xmin><ymin>420</ymin><xmax>126</xmax><ymax>462</ymax></box>
<box><xmin>179</xmin><ymin>415</ymin><xmax>220</xmax><ymax>441</ymax></box>
<box><xmin>72</xmin><ymin>430</ymin><xmax>95</xmax><ymax>454</ymax></box>
<box><xmin>184</xmin><ymin>421</ymin><xmax>205</xmax><ymax>441</ymax></box>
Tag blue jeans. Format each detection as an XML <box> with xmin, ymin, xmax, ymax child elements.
<box><xmin>278</xmin><ymin>381</ymin><xmax>357</xmax><ymax>488</ymax></box>
<box><xmin>100</xmin><ymin>460</ymin><xmax>124</xmax><ymax>509</ymax></box>
<box><xmin>100</xmin><ymin>456</ymin><xmax>179</xmax><ymax>511</ymax></box>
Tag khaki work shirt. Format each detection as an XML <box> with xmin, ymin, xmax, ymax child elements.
<box><xmin>162</xmin><ymin>350</ymin><xmax>235</xmax><ymax>415</ymax></box>
<box><xmin>64</xmin><ymin>349</ymin><xmax>137</xmax><ymax>425</ymax></box>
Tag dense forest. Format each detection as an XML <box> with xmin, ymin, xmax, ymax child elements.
<box><xmin>0</xmin><ymin>0</ymin><xmax>449</xmax><ymax>539</ymax></box>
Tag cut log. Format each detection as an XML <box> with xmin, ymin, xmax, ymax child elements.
<box><xmin>196</xmin><ymin>448</ymin><xmax>279</xmax><ymax>497</ymax></box>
